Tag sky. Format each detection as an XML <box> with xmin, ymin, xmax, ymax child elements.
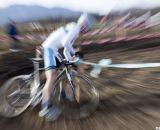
<box><xmin>1</xmin><ymin>0</ymin><xmax>160</xmax><ymax>14</ymax></box>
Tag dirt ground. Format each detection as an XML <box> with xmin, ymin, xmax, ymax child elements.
<box><xmin>0</xmin><ymin>38</ymin><xmax>160</xmax><ymax>130</ymax></box>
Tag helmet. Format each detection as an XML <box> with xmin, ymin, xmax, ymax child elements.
<box><xmin>77</xmin><ymin>13</ymin><xmax>96</xmax><ymax>31</ymax></box>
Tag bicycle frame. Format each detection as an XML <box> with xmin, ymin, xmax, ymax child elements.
<box><xmin>31</xmin><ymin>59</ymin><xmax>76</xmax><ymax>99</ymax></box>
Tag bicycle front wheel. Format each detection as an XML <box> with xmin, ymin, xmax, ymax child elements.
<box><xmin>53</xmin><ymin>72</ymin><xmax>99</xmax><ymax>119</ymax></box>
<box><xmin>0</xmin><ymin>75</ymin><xmax>33</xmax><ymax>117</ymax></box>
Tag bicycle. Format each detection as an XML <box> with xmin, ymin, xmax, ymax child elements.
<box><xmin>0</xmin><ymin>57</ymin><xmax>99</xmax><ymax>119</ymax></box>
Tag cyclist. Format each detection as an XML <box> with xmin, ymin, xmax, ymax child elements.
<box><xmin>6</xmin><ymin>20</ymin><xmax>20</xmax><ymax>52</ymax></box>
<box><xmin>37</xmin><ymin>13</ymin><xmax>95</xmax><ymax>120</ymax></box>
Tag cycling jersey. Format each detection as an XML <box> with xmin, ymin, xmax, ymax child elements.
<box><xmin>42</xmin><ymin>22</ymin><xmax>81</xmax><ymax>62</ymax></box>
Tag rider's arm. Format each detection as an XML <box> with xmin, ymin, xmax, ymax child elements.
<box><xmin>63</xmin><ymin>47</ymin><xmax>72</xmax><ymax>61</ymax></box>
<box><xmin>62</xmin><ymin>25</ymin><xmax>80</xmax><ymax>61</ymax></box>
<box><xmin>64</xmin><ymin>42</ymin><xmax>76</xmax><ymax>55</ymax></box>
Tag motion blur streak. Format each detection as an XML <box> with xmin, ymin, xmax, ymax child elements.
<box><xmin>1</xmin><ymin>4</ymin><xmax>160</xmax><ymax>130</ymax></box>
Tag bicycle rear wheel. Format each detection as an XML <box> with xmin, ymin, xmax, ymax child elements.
<box><xmin>0</xmin><ymin>75</ymin><xmax>33</xmax><ymax>117</ymax></box>
<box><xmin>52</xmin><ymin>72</ymin><xmax>99</xmax><ymax>119</ymax></box>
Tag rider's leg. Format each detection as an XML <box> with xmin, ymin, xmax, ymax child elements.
<box><xmin>39</xmin><ymin>69</ymin><xmax>57</xmax><ymax>117</ymax></box>
<box><xmin>39</xmin><ymin>47</ymin><xmax>56</xmax><ymax>114</ymax></box>
<box><xmin>41</xmin><ymin>68</ymin><xmax>62</xmax><ymax>121</ymax></box>
<box><xmin>42</xmin><ymin>69</ymin><xmax>57</xmax><ymax>108</ymax></box>
<box><xmin>39</xmin><ymin>47</ymin><xmax>62</xmax><ymax>118</ymax></box>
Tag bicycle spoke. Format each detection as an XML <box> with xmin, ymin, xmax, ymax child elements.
<box><xmin>7</xmin><ymin>89</ymin><xmax>20</xmax><ymax>98</ymax></box>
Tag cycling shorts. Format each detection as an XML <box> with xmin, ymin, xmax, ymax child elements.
<box><xmin>43</xmin><ymin>47</ymin><xmax>61</xmax><ymax>70</ymax></box>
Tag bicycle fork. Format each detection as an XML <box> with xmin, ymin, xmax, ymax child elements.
<box><xmin>65</xmin><ymin>69</ymin><xmax>76</xmax><ymax>101</ymax></box>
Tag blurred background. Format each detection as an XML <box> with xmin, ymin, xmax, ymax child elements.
<box><xmin>0</xmin><ymin>0</ymin><xmax>160</xmax><ymax>130</ymax></box>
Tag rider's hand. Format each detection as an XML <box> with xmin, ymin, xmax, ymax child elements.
<box><xmin>62</xmin><ymin>58</ymin><xmax>68</xmax><ymax>64</ymax></box>
<box><xmin>71</xmin><ymin>56</ymin><xmax>81</xmax><ymax>64</ymax></box>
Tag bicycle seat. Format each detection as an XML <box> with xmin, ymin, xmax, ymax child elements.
<box><xmin>29</xmin><ymin>58</ymin><xmax>43</xmax><ymax>62</ymax></box>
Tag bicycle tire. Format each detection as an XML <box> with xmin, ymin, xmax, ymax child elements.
<box><xmin>0</xmin><ymin>75</ymin><xmax>33</xmax><ymax>118</ymax></box>
<box><xmin>52</xmin><ymin>71</ymin><xmax>99</xmax><ymax>119</ymax></box>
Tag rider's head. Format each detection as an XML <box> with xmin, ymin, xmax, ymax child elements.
<box><xmin>77</xmin><ymin>13</ymin><xmax>96</xmax><ymax>33</ymax></box>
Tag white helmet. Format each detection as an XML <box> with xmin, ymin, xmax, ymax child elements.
<box><xmin>77</xmin><ymin>13</ymin><xmax>96</xmax><ymax>30</ymax></box>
